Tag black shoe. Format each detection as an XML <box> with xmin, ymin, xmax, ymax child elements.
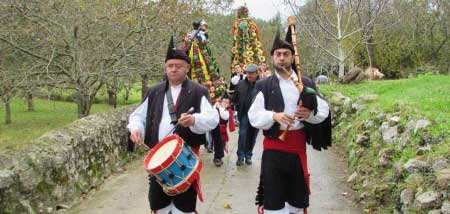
<box><xmin>214</xmin><ymin>159</ymin><xmax>223</xmax><ymax>167</ymax></box>
<box><xmin>236</xmin><ymin>158</ymin><xmax>244</xmax><ymax>166</ymax></box>
<box><xmin>245</xmin><ymin>158</ymin><xmax>252</xmax><ymax>165</ymax></box>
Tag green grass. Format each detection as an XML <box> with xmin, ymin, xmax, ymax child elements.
<box><xmin>320</xmin><ymin>74</ymin><xmax>450</xmax><ymax>138</ymax></box>
<box><xmin>0</xmin><ymin>90</ymin><xmax>142</xmax><ymax>151</ymax></box>
<box><xmin>321</xmin><ymin>74</ymin><xmax>450</xmax><ymax>212</ymax></box>
<box><xmin>0</xmin><ymin>81</ymin><xmax>160</xmax><ymax>151</ymax></box>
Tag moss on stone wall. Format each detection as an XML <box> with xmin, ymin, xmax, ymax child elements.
<box><xmin>328</xmin><ymin>91</ymin><xmax>449</xmax><ymax>213</ymax></box>
<box><xmin>0</xmin><ymin>106</ymin><xmax>142</xmax><ymax>213</ymax></box>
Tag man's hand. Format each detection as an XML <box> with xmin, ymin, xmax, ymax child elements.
<box><xmin>130</xmin><ymin>129</ymin><xmax>142</xmax><ymax>144</ymax></box>
<box><xmin>178</xmin><ymin>113</ymin><xmax>195</xmax><ymax>127</ymax></box>
<box><xmin>273</xmin><ymin>112</ymin><xmax>294</xmax><ymax>126</ymax></box>
<box><xmin>295</xmin><ymin>106</ymin><xmax>312</xmax><ymax>121</ymax></box>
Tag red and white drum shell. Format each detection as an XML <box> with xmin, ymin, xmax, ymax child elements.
<box><xmin>143</xmin><ymin>134</ymin><xmax>202</xmax><ymax>195</ymax></box>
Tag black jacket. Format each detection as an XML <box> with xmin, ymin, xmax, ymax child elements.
<box><xmin>233</xmin><ymin>77</ymin><xmax>258</xmax><ymax>121</ymax></box>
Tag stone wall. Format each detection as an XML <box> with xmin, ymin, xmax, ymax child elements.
<box><xmin>329</xmin><ymin>92</ymin><xmax>449</xmax><ymax>213</ymax></box>
<box><xmin>0</xmin><ymin>106</ymin><xmax>136</xmax><ymax>213</ymax></box>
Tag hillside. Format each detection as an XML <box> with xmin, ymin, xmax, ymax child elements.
<box><xmin>321</xmin><ymin>75</ymin><xmax>450</xmax><ymax>213</ymax></box>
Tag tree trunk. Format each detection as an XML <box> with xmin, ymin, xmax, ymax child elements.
<box><xmin>338</xmin><ymin>42</ymin><xmax>346</xmax><ymax>78</ymax></box>
<box><xmin>4</xmin><ymin>96</ymin><xmax>12</xmax><ymax>124</ymax></box>
<box><xmin>338</xmin><ymin>61</ymin><xmax>345</xmax><ymax>78</ymax></box>
<box><xmin>107</xmin><ymin>88</ymin><xmax>117</xmax><ymax>108</ymax></box>
<box><xmin>125</xmin><ymin>87</ymin><xmax>130</xmax><ymax>101</ymax></box>
<box><xmin>365</xmin><ymin>22</ymin><xmax>376</xmax><ymax>68</ymax></box>
<box><xmin>27</xmin><ymin>93</ymin><xmax>34</xmax><ymax>111</ymax></box>
<box><xmin>364</xmin><ymin>1</ymin><xmax>376</xmax><ymax>68</ymax></box>
<box><xmin>141</xmin><ymin>74</ymin><xmax>149</xmax><ymax>100</ymax></box>
<box><xmin>76</xmin><ymin>91</ymin><xmax>91</xmax><ymax>118</ymax></box>
<box><xmin>337</xmin><ymin>3</ymin><xmax>346</xmax><ymax>79</ymax></box>
<box><xmin>365</xmin><ymin>37</ymin><xmax>375</xmax><ymax>67</ymax></box>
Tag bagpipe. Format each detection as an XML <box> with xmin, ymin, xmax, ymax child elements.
<box><xmin>278</xmin><ymin>16</ymin><xmax>318</xmax><ymax>141</ymax></box>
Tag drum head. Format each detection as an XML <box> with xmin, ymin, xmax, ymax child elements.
<box><xmin>147</xmin><ymin>139</ymin><xmax>178</xmax><ymax>170</ymax></box>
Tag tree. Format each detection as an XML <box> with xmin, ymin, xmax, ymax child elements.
<box><xmin>0</xmin><ymin>66</ymin><xmax>18</xmax><ymax>124</ymax></box>
<box><xmin>1</xmin><ymin>0</ymin><xmax>144</xmax><ymax>117</ymax></box>
<box><xmin>285</xmin><ymin>0</ymin><xmax>387</xmax><ymax>78</ymax></box>
<box><xmin>351</xmin><ymin>0</ymin><xmax>450</xmax><ymax>77</ymax></box>
<box><xmin>127</xmin><ymin>0</ymin><xmax>233</xmax><ymax>99</ymax></box>
<box><xmin>0</xmin><ymin>4</ymin><xmax>36</xmax><ymax>123</ymax></box>
<box><xmin>0</xmin><ymin>0</ymin><xmax>234</xmax><ymax>120</ymax></box>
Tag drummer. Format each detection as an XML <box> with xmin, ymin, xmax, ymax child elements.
<box><xmin>127</xmin><ymin>36</ymin><xmax>219</xmax><ymax>214</ymax></box>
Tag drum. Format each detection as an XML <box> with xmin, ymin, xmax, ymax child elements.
<box><xmin>143</xmin><ymin>134</ymin><xmax>202</xmax><ymax>196</ymax></box>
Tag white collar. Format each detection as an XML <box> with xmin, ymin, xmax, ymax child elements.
<box><xmin>274</xmin><ymin>69</ymin><xmax>299</xmax><ymax>82</ymax></box>
<box><xmin>170</xmin><ymin>83</ymin><xmax>182</xmax><ymax>90</ymax></box>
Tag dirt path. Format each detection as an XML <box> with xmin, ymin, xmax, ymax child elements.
<box><xmin>64</xmin><ymin>132</ymin><xmax>361</xmax><ymax>214</ymax></box>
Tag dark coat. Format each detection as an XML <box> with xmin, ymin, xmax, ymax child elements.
<box><xmin>233</xmin><ymin>77</ymin><xmax>258</xmax><ymax>121</ymax></box>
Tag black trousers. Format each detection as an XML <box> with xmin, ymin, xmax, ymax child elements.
<box><xmin>211</xmin><ymin>125</ymin><xmax>225</xmax><ymax>160</ymax></box>
<box><xmin>148</xmin><ymin>176</ymin><xmax>197</xmax><ymax>212</ymax></box>
<box><xmin>261</xmin><ymin>150</ymin><xmax>309</xmax><ymax>210</ymax></box>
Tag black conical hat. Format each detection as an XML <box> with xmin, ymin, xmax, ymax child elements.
<box><xmin>165</xmin><ymin>35</ymin><xmax>190</xmax><ymax>64</ymax></box>
<box><xmin>285</xmin><ymin>24</ymin><xmax>296</xmax><ymax>45</ymax></box>
<box><xmin>270</xmin><ymin>27</ymin><xmax>295</xmax><ymax>55</ymax></box>
<box><xmin>285</xmin><ymin>25</ymin><xmax>298</xmax><ymax>73</ymax></box>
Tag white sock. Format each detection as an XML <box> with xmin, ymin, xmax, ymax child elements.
<box><xmin>264</xmin><ymin>206</ymin><xmax>289</xmax><ymax>214</ymax></box>
<box><xmin>286</xmin><ymin>202</ymin><xmax>304</xmax><ymax>214</ymax></box>
<box><xmin>154</xmin><ymin>202</ymin><xmax>173</xmax><ymax>214</ymax></box>
<box><xmin>172</xmin><ymin>204</ymin><xmax>195</xmax><ymax>214</ymax></box>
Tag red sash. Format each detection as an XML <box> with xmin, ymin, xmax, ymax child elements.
<box><xmin>262</xmin><ymin>129</ymin><xmax>310</xmax><ymax>194</ymax></box>
<box><xmin>262</xmin><ymin>130</ymin><xmax>310</xmax><ymax>214</ymax></box>
<box><xmin>219</xmin><ymin>108</ymin><xmax>235</xmax><ymax>154</ymax></box>
<box><xmin>227</xmin><ymin>108</ymin><xmax>235</xmax><ymax>132</ymax></box>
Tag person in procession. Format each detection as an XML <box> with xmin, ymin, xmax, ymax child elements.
<box><xmin>249</xmin><ymin>26</ymin><xmax>332</xmax><ymax>214</ymax></box>
<box><xmin>211</xmin><ymin>93</ymin><xmax>236</xmax><ymax>167</ymax></box>
<box><xmin>127</xmin><ymin>36</ymin><xmax>219</xmax><ymax>214</ymax></box>
<box><xmin>217</xmin><ymin>93</ymin><xmax>235</xmax><ymax>155</ymax></box>
<box><xmin>233</xmin><ymin>63</ymin><xmax>260</xmax><ymax>166</ymax></box>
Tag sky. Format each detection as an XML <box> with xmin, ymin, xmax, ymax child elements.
<box><xmin>231</xmin><ymin>0</ymin><xmax>298</xmax><ymax>21</ymax></box>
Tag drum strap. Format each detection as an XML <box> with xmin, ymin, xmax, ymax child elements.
<box><xmin>166</xmin><ymin>87</ymin><xmax>178</xmax><ymax>125</ymax></box>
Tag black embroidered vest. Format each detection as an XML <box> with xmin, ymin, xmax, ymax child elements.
<box><xmin>143</xmin><ymin>79</ymin><xmax>209</xmax><ymax>148</ymax></box>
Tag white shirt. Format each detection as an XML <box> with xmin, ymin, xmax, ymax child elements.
<box><xmin>231</xmin><ymin>74</ymin><xmax>246</xmax><ymax>85</ymax></box>
<box><xmin>127</xmin><ymin>84</ymin><xmax>219</xmax><ymax>141</ymax></box>
<box><xmin>248</xmin><ymin>71</ymin><xmax>329</xmax><ymax>130</ymax></box>
<box><xmin>217</xmin><ymin>106</ymin><xmax>230</xmax><ymax>120</ymax></box>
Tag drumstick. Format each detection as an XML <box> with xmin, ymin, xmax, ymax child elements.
<box><xmin>139</xmin><ymin>107</ymin><xmax>195</xmax><ymax>150</ymax></box>
<box><xmin>185</xmin><ymin>106</ymin><xmax>195</xmax><ymax>114</ymax></box>
<box><xmin>167</xmin><ymin>107</ymin><xmax>195</xmax><ymax>135</ymax></box>
<box><xmin>138</xmin><ymin>139</ymin><xmax>150</xmax><ymax>150</ymax></box>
